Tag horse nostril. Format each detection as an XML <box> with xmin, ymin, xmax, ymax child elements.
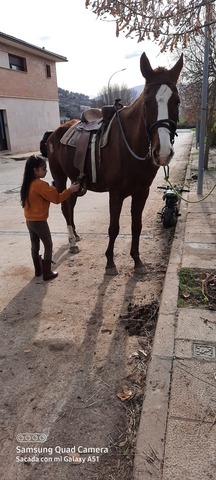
<box><xmin>153</xmin><ymin>148</ymin><xmax>159</xmax><ymax>158</ymax></box>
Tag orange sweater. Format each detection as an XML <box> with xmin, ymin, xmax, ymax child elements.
<box><xmin>24</xmin><ymin>179</ymin><xmax>71</xmax><ymax>221</ymax></box>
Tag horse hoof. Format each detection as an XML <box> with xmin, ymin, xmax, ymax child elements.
<box><xmin>134</xmin><ymin>265</ymin><xmax>147</xmax><ymax>275</ymax></box>
<box><xmin>105</xmin><ymin>267</ymin><xmax>118</xmax><ymax>276</ymax></box>
<box><xmin>69</xmin><ymin>245</ymin><xmax>79</xmax><ymax>254</ymax></box>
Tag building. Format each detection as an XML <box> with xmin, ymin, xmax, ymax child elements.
<box><xmin>0</xmin><ymin>32</ymin><xmax>67</xmax><ymax>153</ymax></box>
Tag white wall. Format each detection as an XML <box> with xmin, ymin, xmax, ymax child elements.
<box><xmin>0</xmin><ymin>97</ymin><xmax>61</xmax><ymax>153</ymax></box>
<box><xmin>0</xmin><ymin>51</ymin><xmax>9</xmax><ymax>68</ymax></box>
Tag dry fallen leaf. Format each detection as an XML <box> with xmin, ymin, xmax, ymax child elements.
<box><xmin>182</xmin><ymin>291</ymin><xmax>190</xmax><ymax>298</ymax></box>
<box><xmin>117</xmin><ymin>438</ymin><xmax>128</xmax><ymax>447</ymax></box>
<box><xmin>116</xmin><ymin>386</ymin><xmax>134</xmax><ymax>401</ymax></box>
<box><xmin>138</xmin><ymin>349</ymin><xmax>147</xmax><ymax>357</ymax></box>
<box><xmin>130</xmin><ymin>351</ymin><xmax>139</xmax><ymax>358</ymax></box>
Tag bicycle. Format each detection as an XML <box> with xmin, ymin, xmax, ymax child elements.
<box><xmin>157</xmin><ymin>185</ymin><xmax>190</xmax><ymax>228</ymax></box>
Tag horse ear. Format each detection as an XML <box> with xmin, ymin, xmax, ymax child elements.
<box><xmin>140</xmin><ymin>53</ymin><xmax>153</xmax><ymax>80</ymax></box>
<box><xmin>169</xmin><ymin>54</ymin><xmax>183</xmax><ymax>83</ymax></box>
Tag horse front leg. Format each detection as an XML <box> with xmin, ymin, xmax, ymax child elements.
<box><xmin>130</xmin><ymin>188</ymin><xmax>149</xmax><ymax>274</ymax></box>
<box><xmin>61</xmin><ymin>197</ymin><xmax>79</xmax><ymax>254</ymax></box>
<box><xmin>105</xmin><ymin>193</ymin><xmax>123</xmax><ymax>275</ymax></box>
<box><xmin>68</xmin><ymin>194</ymin><xmax>81</xmax><ymax>242</ymax></box>
<box><xmin>51</xmin><ymin>174</ymin><xmax>78</xmax><ymax>254</ymax></box>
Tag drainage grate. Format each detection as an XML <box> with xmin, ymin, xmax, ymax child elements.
<box><xmin>193</xmin><ymin>343</ymin><xmax>216</xmax><ymax>359</ymax></box>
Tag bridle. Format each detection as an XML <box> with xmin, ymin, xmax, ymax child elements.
<box><xmin>147</xmin><ymin>119</ymin><xmax>178</xmax><ymax>146</ymax></box>
<box><xmin>115</xmin><ymin>86</ymin><xmax>179</xmax><ymax>162</ymax></box>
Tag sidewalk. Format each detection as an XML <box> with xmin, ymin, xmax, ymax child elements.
<box><xmin>133</xmin><ymin>141</ymin><xmax>216</xmax><ymax>479</ymax></box>
<box><xmin>0</xmin><ymin>151</ymin><xmax>40</xmax><ymax>161</ymax></box>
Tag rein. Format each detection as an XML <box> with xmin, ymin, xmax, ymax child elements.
<box><xmin>116</xmin><ymin>109</ymin><xmax>150</xmax><ymax>161</ymax></box>
<box><xmin>115</xmin><ymin>109</ymin><xmax>177</xmax><ymax>162</ymax></box>
<box><xmin>163</xmin><ymin>167</ymin><xmax>216</xmax><ymax>204</ymax></box>
<box><xmin>165</xmin><ymin>177</ymin><xmax>216</xmax><ymax>204</ymax></box>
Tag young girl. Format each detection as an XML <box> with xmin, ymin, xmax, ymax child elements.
<box><xmin>20</xmin><ymin>155</ymin><xmax>80</xmax><ymax>281</ymax></box>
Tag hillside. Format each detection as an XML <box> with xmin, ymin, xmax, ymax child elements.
<box><xmin>58</xmin><ymin>85</ymin><xmax>143</xmax><ymax>122</ymax></box>
<box><xmin>58</xmin><ymin>87</ymin><xmax>93</xmax><ymax>121</ymax></box>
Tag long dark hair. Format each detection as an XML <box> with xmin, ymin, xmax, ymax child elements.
<box><xmin>20</xmin><ymin>155</ymin><xmax>46</xmax><ymax>207</ymax></box>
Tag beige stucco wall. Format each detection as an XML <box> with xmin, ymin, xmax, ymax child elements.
<box><xmin>0</xmin><ymin>97</ymin><xmax>60</xmax><ymax>153</ymax></box>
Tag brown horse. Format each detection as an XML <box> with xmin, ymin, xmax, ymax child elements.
<box><xmin>47</xmin><ymin>52</ymin><xmax>183</xmax><ymax>275</ymax></box>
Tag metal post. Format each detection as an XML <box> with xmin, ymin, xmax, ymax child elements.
<box><xmin>197</xmin><ymin>5</ymin><xmax>211</xmax><ymax>194</ymax></box>
<box><xmin>107</xmin><ymin>68</ymin><xmax>126</xmax><ymax>104</ymax></box>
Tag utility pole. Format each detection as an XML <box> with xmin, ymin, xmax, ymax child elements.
<box><xmin>197</xmin><ymin>1</ymin><xmax>211</xmax><ymax>195</ymax></box>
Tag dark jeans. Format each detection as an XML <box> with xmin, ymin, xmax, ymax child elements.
<box><xmin>26</xmin><ymin>221</ymin><xmax>53</xmax><ymax>261</ymax></box>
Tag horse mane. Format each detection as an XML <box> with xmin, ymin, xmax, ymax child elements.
<box><xmin>123</xmin><ymin>88</ymin><xmax>147</xmax><ymax>110</ymax></box>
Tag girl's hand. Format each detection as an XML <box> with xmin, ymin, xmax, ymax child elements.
<box><xmin>68</xmin><ymin>182</ymin><xmax>80</xmax><ymax>193</ymax></box>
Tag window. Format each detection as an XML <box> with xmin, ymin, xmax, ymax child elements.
<box><xmin>46</xmin><ymin>64</ymin><xmax>51</xmax><ymax>78</ymax></box>
<box><xmin>8</xmin><ymin>54</ymin><xmax>27</xmax><ymax>72</ymax></box>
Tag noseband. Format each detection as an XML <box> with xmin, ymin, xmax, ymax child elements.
<box><xmin>147</xmin><ymin>119</ymin><xmax>178</xmax><ymax>146</ymax></box>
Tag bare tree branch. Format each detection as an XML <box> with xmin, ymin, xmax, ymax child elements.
<box><xmin>85</xmin><ymin>0</ymin><xmax>216</xmax><ymax>50</ymax></box>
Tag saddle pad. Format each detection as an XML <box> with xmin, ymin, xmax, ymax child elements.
<box><xmin>60</xmin><ymin>113</ymin><xmax>116</xmax><ymax>150</ymax></box>
<box><xmin>60</xmin><ymin>122</ymin><xmax>81</xmax><ymax>146</ymax></box>
<box><xmin>100</xmin><ymin>114</ymin><xmax>116</xmax><ymax>148</ymax></box>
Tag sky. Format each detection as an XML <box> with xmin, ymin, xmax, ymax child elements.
<box><xmin>1</xmin><ymin>0</ymin><xmax>171</xmax><ymax>98</ymax></box>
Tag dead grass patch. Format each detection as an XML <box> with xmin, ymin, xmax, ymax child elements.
<box><xmin>178</xmin><ymin>267</ymin><xmax>216</xmax><ymax>309</ymax></box>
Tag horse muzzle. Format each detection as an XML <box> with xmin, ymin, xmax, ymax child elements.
<box><xmin>152</xmin><ymin>146</ymin><xmax>174</xmax><ymax>167</ymax></box>
<box><xmin>148</xmin><ymin>119</ymin><xmax>177</xmax><ymax>167</ymax></box>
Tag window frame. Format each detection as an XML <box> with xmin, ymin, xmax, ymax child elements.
<box><xmin>8</xmin><ymin>54</ymin><xmax>27</xmax><ymax>72</ymax></box>
<box><xmin>46</xmin><ymin>64</ymin><xmax>51</xmax><ymax>78</ymax></box>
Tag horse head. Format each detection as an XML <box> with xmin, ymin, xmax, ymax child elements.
<box><xmin>140</xmin><ymin>53</ymin><xmax>183</xmax><ymax>167</ymax></box>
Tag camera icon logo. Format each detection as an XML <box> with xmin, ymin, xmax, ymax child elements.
<box><xmin>16</xmin><ymin>433</ymin><xmax>48</xmax><ymax>443</ymax></box>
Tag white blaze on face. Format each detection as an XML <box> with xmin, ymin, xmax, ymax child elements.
<box><xmin>156</xmin><ymin>84</ymin><xmax>172</xmax><ymax>160</ymax></box>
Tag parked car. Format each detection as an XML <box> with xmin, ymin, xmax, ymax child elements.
<box><xmin>40</xmin><ymin>131</ymin><xmax>53</xmax><ymax>157</ymax></box>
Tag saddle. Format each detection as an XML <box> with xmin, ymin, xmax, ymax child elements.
<box><xmin>60</xmin><ymin>100</ymin><xmax>123</xmax><ymax>184</ymax></box>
